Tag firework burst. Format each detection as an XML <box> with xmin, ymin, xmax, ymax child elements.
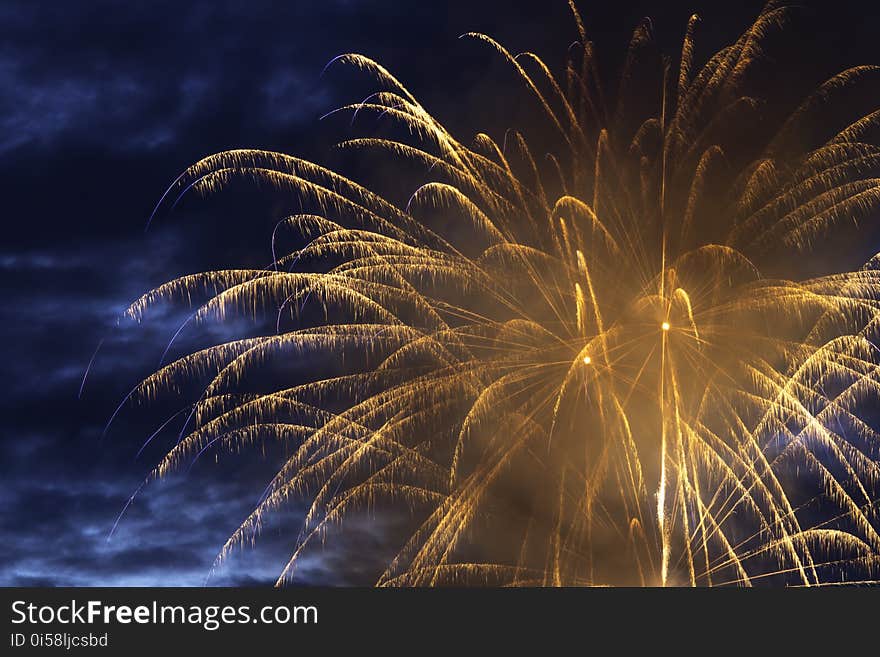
<box><xmin>123</xmin><ymin>1</ymin><xmax>880</xmax><ymax>586</ymax></box>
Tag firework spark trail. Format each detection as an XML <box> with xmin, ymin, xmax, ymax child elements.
<box><xmin>119</xmin><ymin>2</ymin><xmax>880</xmax><ymax>586</ymax></box>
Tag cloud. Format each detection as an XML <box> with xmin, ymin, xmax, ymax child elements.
<box><xmin>0</xmin><ymin>223</ymin><xmax>396</xmax><ymax>587</ymax></box>
<box><xmin>0</xmin><ymin>420</ymin><xmax>290</xmax><ymax>586</ymax></box>
<box><xmin>0</xmin><ymin>438</ymin><xmax>394</xmax><ymax>586</ymax></box>
<box><xmin>0</xmin><ymin>0</ymin><xmax>334</xmax><ymax>159</ymax></box>
<box><xmin>0</xmin><ymin>225</ymin><xmax>290</xmax><ymax>586</ymax></box>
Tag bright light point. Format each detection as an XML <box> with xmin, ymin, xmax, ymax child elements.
<box><xmin>661</xmin><ymin>322</ymin><xmax>671</xmax><ymax>331</ymax></box>
<box><xmin>582</xmin><ymin>356</ymin><xmax>592</xmax><ymax>365</ymax></box>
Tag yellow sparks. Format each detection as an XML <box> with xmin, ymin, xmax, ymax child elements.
<box><xmin>124</xmin><ymin>3</ymin><xmax>880</xmax><ymax>587</ymax></box>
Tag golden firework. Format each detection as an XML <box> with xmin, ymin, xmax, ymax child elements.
<box><xmin>125</xmin><ymin>2</ymin><xmax>880</xmax><ymax>586</ymax></box>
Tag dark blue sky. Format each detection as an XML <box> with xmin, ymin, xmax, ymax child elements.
<box><xmin>1</xmin><ymin>0</ymin><xmax>876</xmax><ymax>586</ymax></box>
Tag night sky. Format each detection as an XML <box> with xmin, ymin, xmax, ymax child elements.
<box><xmin>2</xmin><ymin>0</ymin><xmax>878</xmax><ymax>586</ymax></box>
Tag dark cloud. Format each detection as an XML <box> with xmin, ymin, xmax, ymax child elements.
<box><xmin>0</xmin><ymin>435</ymin><xmax>394</xmax><ymax>586</ymax></box>
<box><xmin>0</xmin><ymin>1</ymin><xmax>336</xmax><ymax>158</ymax></box>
